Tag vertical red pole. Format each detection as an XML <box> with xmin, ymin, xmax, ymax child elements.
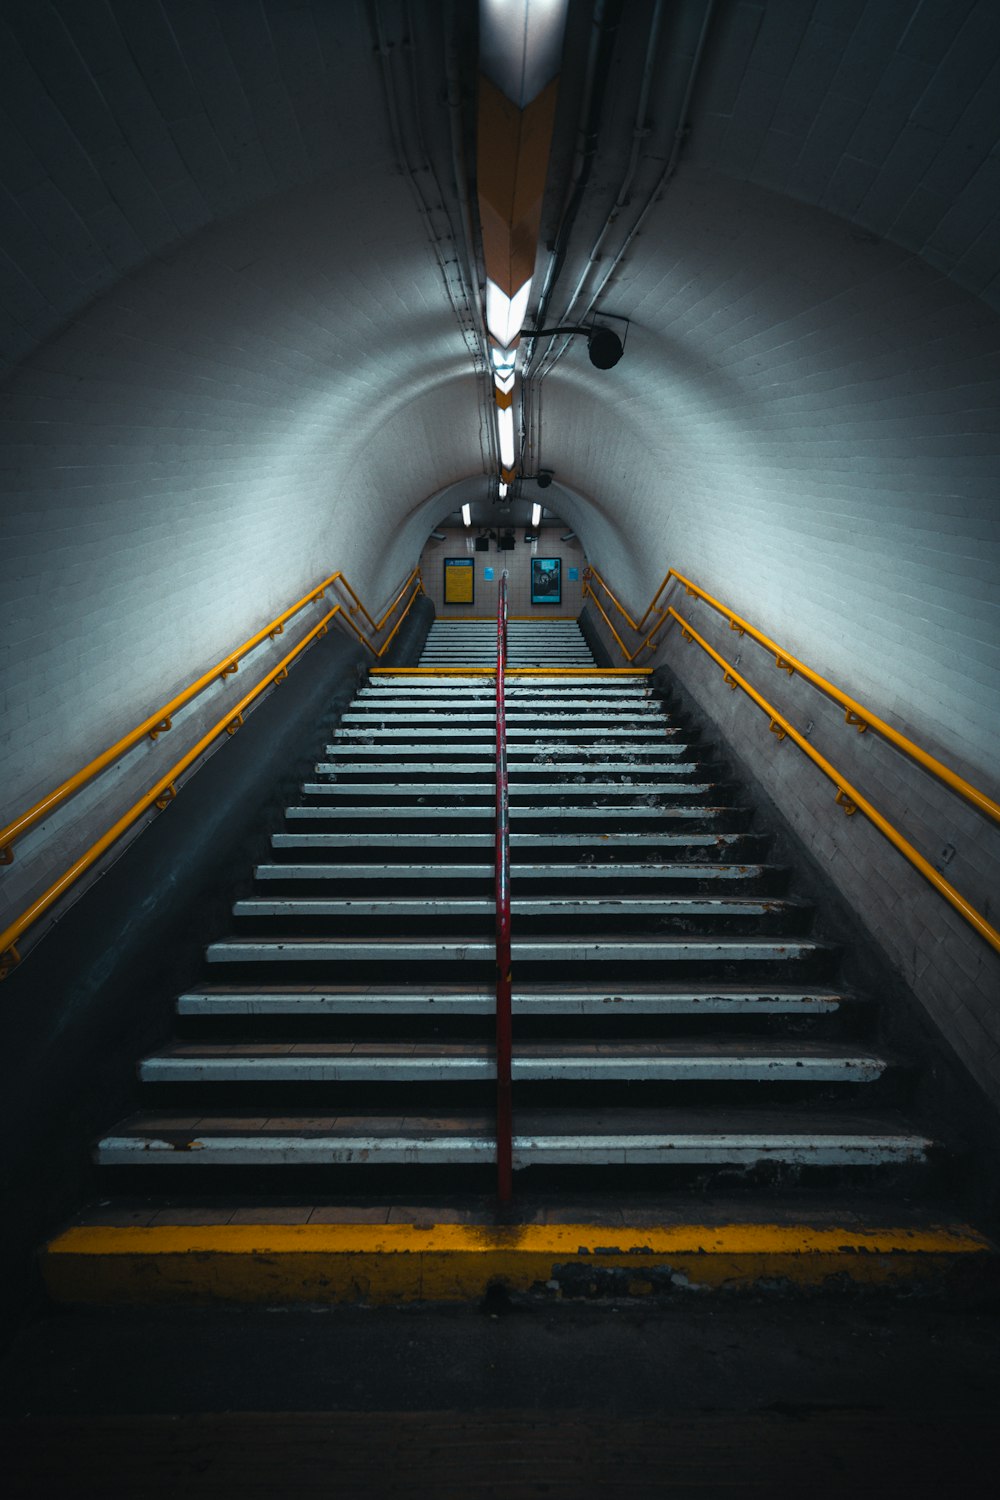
<box><xmin>495</xmin><ymin>569</ymin><xmax>513</xmax><ymax>1203</ymax></box>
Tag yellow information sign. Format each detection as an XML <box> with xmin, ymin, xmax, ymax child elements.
<box><xmin>444</xmin><ymin>558</ymin><xmax>474</xmax><ymax>606</ymax></box>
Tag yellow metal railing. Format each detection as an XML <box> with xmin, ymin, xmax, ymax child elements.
<box><xmin>582</xmin><ymin>560</ymin><xmax>998</xmax><ymax>955</ymax></box>
<box><xmin>669</xmin><ymin>608</ymin><xmax>1000</xmax><ymax>957</ymax></box>
<box><xmin>583</xmin><ymin>564</ymin><xmax>1000</xmax><ymax>828</ymax></box>
<box><xmin>0</xmin><ymin>567</ymin><xmax>422</xmax><ymax>977</ymax></box>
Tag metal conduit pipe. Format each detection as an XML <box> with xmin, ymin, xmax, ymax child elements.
<box><xmin>521</xmin><ymin>0</ymin><xmax>622</xmax><ymax>376</ymax></box>
<box><xmin>372</xmin><ymin>2</ymin><xmax>480</xmax><ymax>360</ymax></box>
<box><xmin>444</xmin><ymin>1</ymin><xmax>498</xmax><ymax>472</ymax></box>
<box><xmin>444</xmin><ymin>5</ymin><xmax>487</xmax><ymax>334</ymax></box>
<box><xmin>549</xmin><ymin>0</ymin><xmax>665</xmax><ymax>335</ymax></box>
<box><xmin>538</xmin><ymin>0</ymin><xmax>717</xmax><ymax>383</ymax></box>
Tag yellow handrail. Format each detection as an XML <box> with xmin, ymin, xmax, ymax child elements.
<box><xmin>0</xmin><ymin>606</ymin><xmax>339</xmax><ymax>979</ymax></box>
<box><xmin>0</xmin><ymin>568</ymin><xmax>423</xmax><ymax>864</ymax></box>
<box><xmin>670</xmin><ymin>608</ymin><xmax>1000</xmax><ymax>958</ymax></box>
<box><xmin>0</xmin><ymin>565</ymin><xmax>423</xmax><ymax>976</ymax></box>
<box><xmin>582</xmin><ymin>574</ymin><xmax>671</xmax><ymax>662</ymax></box>
<box><xmin>335</xmin><ymin>570</ymin><xmax>423</xmax><ymax>658</ymax></box>
<box><xmin>583</xmin><ymin>564</ymin><xmax>1000</xmax><ymax>828</ymax></box>
<box><xmin>331</xmin><ymin>567</ymin><xmax>422</xmax><ymax>635</ymax></box>
<box><xmin>0</xmin><ymin>573</ymin><xmax>336</xmax><ymax>863</ymax></box>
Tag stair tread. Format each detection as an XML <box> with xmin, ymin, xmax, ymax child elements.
<box><xmin>296</xmin><ymin>786</ymin><xmax>728</xmax><ymax>798</ymax></box>
<box><xmin>176</xmin><ymin>985</ymin><xmax>851</xmax><ymax>1014</ymax></box>
<box><xmin>272</xmin><ymin>832</ymin><xmax>763</xmax><ymax>846</ymax></box>
<box><xmin>253</xmin><ymin>863</ymin><xmax>776</xmax><ymax>878</ymax></box>
<box><xmin>104</xmin><ymin>1105</ymin><xmax>926</xmax><ymax>1136</ymax></box>
<box><xmin>232</xmin><ymin>896</ymin><xmax>808</xmax><ymax>913</ymax></box>
<box><xmin>148</xmin><ymin>1039</ymin><xmax>882</xmax><ymax>1058</ymax></box>
<box><xmin>178</xmin><ymin>982</ymin><xmax>850</xmax><ymax>998</ymax></box>
<box><xmin>65</xmin><ymin>1198</ymin><xmax>975</xmax><ymax>1232</ymax></box>
<box><xmin>207</xmin><ymin>934</ymin><xmax>831</xmax><ymax>954</ymax></box>
<box><xmin>283</xmin><ymin>804</ymin><xmax>746</xmax><ymax>818</ymax></box>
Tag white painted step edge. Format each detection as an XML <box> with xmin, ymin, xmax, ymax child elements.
<box><xmin>96</xmin><ymin>1133</ymin><xmax>931</xmax><ymax>1167</ymax></box>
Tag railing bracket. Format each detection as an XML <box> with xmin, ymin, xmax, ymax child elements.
<box><xmin>774</xmin><ymin>655</ymin><xmax>794</xmax><ymax>676</ymax></box>
<box><xmin>220</xmin><ymin>662</ymin><xmax>239</xmax><ymax>679</ymax></box>
<box><xmin>729</xmin><ymin>619</ymin><xmax>745</xmax><ymax>636</ymax></box>
<box><xmin>845</xmin><ymin>710</ymin><xmax>868</xmax><ymax>733</ymax></box>
<box><xmin>723</xmin><ymin>671</ymin><xmax>738</xmax><ymax>690</ymax></box>
<box><xmin>267</xmin><ymin>623</ymin><xmax>285</xmax><ymax>640</ymax></box>
<box><xmin>154</xmin><ymin>784</ymin><xmax>177</xmax><ymax>811</ymax></box>
<box><xmin>835</xmin><ymin>789</ymin><xmax>857</xmax><ymax>815</ymax></box>
<box><xmin>0</xmin><ymin>845</ymin><xmax>13</xmax><ymax>866</ymax></box>
<box><xmin>225</xmin><ymin>713</ymin><xmax>244</xmax><ymax>736</ymax></box>
<box><xmin>768</xmin><ymin>719</ymin><xmax>787</xmax><ymax>740</ymax></box>
<box><xmin>0</xmin><ymin>943</ymin><xmax>20</xmax><ymax>980</ymax></box>
<box><xmin>148</xmin><ymin>718</ymin><xmax>172</xmax><ymax>741</ymax></box>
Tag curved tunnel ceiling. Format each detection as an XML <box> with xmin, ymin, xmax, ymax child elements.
<box><xmin>1</xmin><ymin>1</ymin><xmax>998</xmax><ymax>799</ymax></box>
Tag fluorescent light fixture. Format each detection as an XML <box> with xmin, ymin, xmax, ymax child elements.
<box><xmin>494</xmin><ymin>371</ymin><xmax>515</xmax><ymax>395</ymax></box>
<box><xmin>486</xmin><ymin>278</ymin><xmax>531</xmax><ymax>348</ymax></box>
<box><xmin>479</xmin><ymin>0</ymin><xmax>570</xmax><ymax>107</ymax></box>
<box><xmin>531</xmin><ymin>502</ymin><xmax>542</xmax><ymax>527</ymax></box>
<box><xmin>461</xmin><ymin>503</ymin><xmax>472</xmax><ymax>526</ymax></box>
<box><xmin>491</xmin><ymin>344</ymin><xmax>516</xmax><ymax>371</ymax></box>
<box><xmin>499</xmin><ymin>480</ymin><xmax>508</xmax><ymax>498</ymax></box>
<box><xmin>496</xmin><ymin>405</ymin><xmax>515</xmax><ymax>468</ymax></box>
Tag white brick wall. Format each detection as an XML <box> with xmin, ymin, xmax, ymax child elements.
<box><xmin>0</xmin><ymin>1</ymin><xmax>400</xmax><ymax>373</ymax></box>
<box><xmin>543</xmin><ymin>171</ymin><xmax>1000</xmax><ymax>792</ymax></box>
<box><xmin>544</xmin><ymin>169</ymin><xmax>1000</xmax><ymax>1105</ymax></box>
<box><xmin>691</xmin><ymin>0</ymin><xmax>1000</xmax><ymax>309</ymax></box>
<box><xmin>644</xmin><ymin>604</ymin><xmax>1000</xmax><ymax>1111</ymax></box>
<box><xmin>0</xmin><ymin>173</ymin><xmax>482</xmax><ymax>915</ymax></box>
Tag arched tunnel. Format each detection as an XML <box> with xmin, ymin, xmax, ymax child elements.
<box><xmin>1</xmin><ymin>0</ymin><xmax>1000</xmax><ymax>1484</ymax></box>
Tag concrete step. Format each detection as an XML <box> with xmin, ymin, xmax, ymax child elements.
<box><xmin>312</xmin><ymin>760</ymin><xmax>716</xmax><ymax>776</ymax></box>
<box><xmin>94</xmin><ymin>1108</ymin><xmax>932</xmax><ymax>1168</ymax></box>
<box><xmin>271</xmin><ymin>831</ymin><xmax>767</xmax><ymax>851</ymax></box>
<box><xmin>175</xmin><ymin>985</ymin><xmax>852</xmax><ymax>1017</ymax></box>
<box><xmin>342</xmin><ymin>710</ymin><xmax>668</xmax><ymax>723</ymax></box>
<box><xmin>206</xmin><ymin>936</ymin><xmax>830</xmax><ymax>966</ymax></box>
<box><xmin>360</xmin><ymin>687</ymin><xmax>655</xmax><ymax>698</ymax></box>
<box><xmin>138</xmin><ymin>1039</ymin><xmax>889</xmax><ymax>1085</ymax></box>
<box><xmin>298</xmin><ymin>781</ymin><xmax>730</xmax><ymax>799</ymax></box>
<box><xmin>322</xmin><ymin>742</ymin><xmax>698</xmax><ymax>757</ymax></box>
<box><xmin>42</xmin><ymin>1211</ymin><xmax>994</xmax><ymax>1305</ymax></box>
<box><xmin>230</xmin><ymin>896</ymin><xmax>808</xmax><ymax>921</ymax></box>
<box><xmin>252</xmin><ymin>862</ymin><xmax>776</xmax><ymax>883</ymax></box>
<box><xmin>283</xmin><ymin>803</ymin><xmax>749</xmax><ymax>823</ymax></box>
<box><xmin>367</xmin><ymin>678</ymin><xmax>650</xmax><ymax>684</ymax></box>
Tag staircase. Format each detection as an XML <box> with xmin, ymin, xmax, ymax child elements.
<box><xmin>420</xmin><ymin>617</ymin><xmax>596</xmax><ymax>667</ymax></box>
<box><xmin>43</xmin><ymin>622</ymin><xmax>992</xmax><ymax>1305</ymax></box>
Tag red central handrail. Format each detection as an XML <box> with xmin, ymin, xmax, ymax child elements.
<box><xmin>495</xmin><ymin>569</ymin><xmax>513</xmax><ymax>1202</ymax></box>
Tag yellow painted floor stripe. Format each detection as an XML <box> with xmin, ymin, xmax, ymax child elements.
<box><xmin>43</xmin><ymin>1222</ymin><xmax>995</xmax><ymax>1305</ymax></box>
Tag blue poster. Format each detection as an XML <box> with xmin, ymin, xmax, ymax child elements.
<box><xmin>531</xmin><ymin>557</ymin><xmax>562</xmax><ymax>605</ymax></box>
<box><xmin>484</xmin><ymin>566</ymin><xmax>494</xmax><ymax>580</ymax></box>
<box><xmin>568</xmin><ymin>567</ymin><xmax>579</xmax><ymax>581</ymax></box>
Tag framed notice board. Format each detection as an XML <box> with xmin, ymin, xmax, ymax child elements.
<box><xmin>531</xmin><ymin>557</ymin><xmax>562</xmax><ymax>605</ymax></box>
<box><xmin>443</xmin><ymin>557</ymin><xmax>475</xmax><ymax>605</ymax></box>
